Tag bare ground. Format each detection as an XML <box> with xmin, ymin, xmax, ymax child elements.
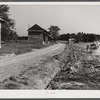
<box><xmin>46</xmin><ymin>43</ymin><xmax>100</xmax><ymax>90</ymax></box>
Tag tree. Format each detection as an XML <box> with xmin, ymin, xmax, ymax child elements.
<box><xmin>58</xmin><ymin>33</ymin><xmax>70</xmax><ymax>41</ymax></box>
<box><xmin>9</xmin><ymin>31</ymin><xmax>19</xmax><ymax>43</ymax></box>
<box><xmin>48</xmin><ymin>25</ymin><xmax>60</xmax><ymax>42</ymax></box>
<box><xmin>0</xmin><ymin>5</ymin><xmax>16</xmax><ymax>41</ymax></box>
<box><xmin>77</xmin><ymin>32</ymin><xmax>84</xmax><ymax>42</ymax></box>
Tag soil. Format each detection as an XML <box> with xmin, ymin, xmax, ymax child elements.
<box><xmin>46</xmin><ymin>43</ymin><xmax>100</xmax><ymax>90</ymax></box>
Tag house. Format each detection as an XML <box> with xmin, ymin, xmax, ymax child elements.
<box><xmin>68</xmin><ymin>34</ymin><xmax>76</xmax><ymax>43</ymax></box>
<box><xmin>27</xmin><ymin>24</ymin><xmax>53</xmax><ymax>45</ymax></box>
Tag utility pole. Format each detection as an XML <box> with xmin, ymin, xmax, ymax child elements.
<box><xmin>0</xmin><ymin>18</ymin><xmax>4</xmax><ymax>48</ymax></box>
<box><xmin>28</xmin><ymin>24</ymin><xmax>30</xmax><ymax>29</ymax></box>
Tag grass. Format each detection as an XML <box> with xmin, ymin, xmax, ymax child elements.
<box><xmin>0</xmin><ymin>43</ymin><xmax>48</xmax><ymax>56</ymax></box>
<box><xmin>74</xmin><ymin>42</ymin><xmax>93</xmax><ymax>49</ymax></box>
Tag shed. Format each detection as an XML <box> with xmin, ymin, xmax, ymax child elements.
<box><xmin>27</xmin><ymin>24</ymin><xmax>52</xmax><ymax>45</ymax></box>
<box><xmin>69</xmin><ymin>34</ymin><xmax>76</xmax><ymax>43</ymax></box>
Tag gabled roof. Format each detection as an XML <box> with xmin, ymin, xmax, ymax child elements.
<box><xmin>27</xmin><ymin>24</ymin><xmax>52</xmax><ymax>37</ymax></box>
<box><xmin>27</xmin><ymin>24</ymin><xmax>44</xmax><ymax>31</ymax></box>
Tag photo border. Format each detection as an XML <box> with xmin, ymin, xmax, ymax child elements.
<box><xmin>0</xmin><ymin>1</ymin><xmax>100</xmax><ymax>99</ymax></box>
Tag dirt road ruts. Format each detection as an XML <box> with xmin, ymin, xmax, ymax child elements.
<box><xmin>0</xmin><ymin>43</ymin><xmax>66</xmax><ymax>82</ymax></box>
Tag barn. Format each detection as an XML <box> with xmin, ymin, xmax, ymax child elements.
<box><xmin>27</xmin><ymin>24</ymin><xmax>53</xmax><ymax>45</ymax></box>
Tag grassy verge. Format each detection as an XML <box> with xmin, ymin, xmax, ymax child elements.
<box><xmin>0</xmin><ymin>43</ymin><xmax>50</xmax><ymax>56</ymax></box>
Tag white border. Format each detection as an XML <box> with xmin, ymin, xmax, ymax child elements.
<box><xmin>0</xmin><ymin>2</ymin><xmax>100</xmax><ymax>98</ymax></box>
<box><xmin>0</xmin><ymin>90</ymin><xmax>100</xmax><ymax>98</ymax></box>
<box><xmin>0</xmin><ymin>2</ymin><xmax>100</xmax><ymax>5</ymax></box>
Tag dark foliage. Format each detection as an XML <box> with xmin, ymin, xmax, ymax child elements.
<box><xmin>18</xmin><ymin>36</ymin><xmax>28</xmax><ymax>40</ymax></box>
<box><xmin>58</xmin><ymin>33</ymin><xmax>70</xmax><ymax>41</ymax></box>
<box><xmin>59</xmin><ymin>32</ymin><xmax>100</xmax><ymax>42</ymax></box>
<box><xmin>0</xmin><ymin>5</ymin><xmax>18</xmax><ymax>41</ymax></box>
<box><xmin>48</xmin><ymin>25</ymin><xmax>60</xmax><ymax>42</ymax></box>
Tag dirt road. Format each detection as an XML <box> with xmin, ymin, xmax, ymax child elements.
<box><xmin>0</xmin><ymin>43</ymin><xmax>66</xmax><ymax>82</ymax></box>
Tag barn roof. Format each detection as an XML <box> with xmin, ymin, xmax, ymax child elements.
<box><xmin>27</xmin><ymin>24</ymin><xmax>45</xmax><ymax>31</ymax></box>
<box><xmin>27</xmin><ymin>24</ymin><xmax>53</xmax><ymax>38</ymax></box>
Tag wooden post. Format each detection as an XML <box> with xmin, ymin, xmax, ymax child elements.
<box><xmin>0</xmin><ymin>18</ymin><xmax>4</xmax><ymax>48</ymax></box>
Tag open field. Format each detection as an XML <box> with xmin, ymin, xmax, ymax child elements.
<box><xmin>46</xmin><ymin>43</ymin><xmax>100</xmax><ymax>90</ymax></box>
<box><xmin>74</xmin><ymin>42</ymin><xmax>93</xmax><ymax>50</ymax></box>
<box><xmin>0</xmin><ymin>43</ymin><xmax>51</xmax><ymax>58</ymax></box>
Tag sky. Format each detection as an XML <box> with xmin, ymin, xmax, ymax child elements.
<box><xmin>8</xmin><ymin>5</ymin><xmax>100</xmax><ymax>36</ymax></box>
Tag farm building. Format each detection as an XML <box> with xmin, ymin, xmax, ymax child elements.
<box><xmin>68</xmin><ymin>34</ymin><xmax>76</xmax><ymax>43</ymax></box>
<box><xmin>27</xmin><ymin>24</ymin><xmax>53</xmax><ymax>45</ymax></box>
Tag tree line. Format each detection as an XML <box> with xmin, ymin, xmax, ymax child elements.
<box><xmin>58</xmin><ymin>32</ymin><xmax>100</xmax><ymax>43</ymax></box>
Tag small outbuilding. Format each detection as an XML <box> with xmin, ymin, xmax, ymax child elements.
<box><xmin>27</xmin><ymin>24</ymin><xmax>53</xmax><ymax>45</ymax></box>
<box><xmin>68</xmin><ymin>34</ymin><xmax>76</xmax><ymax>44</ymax></box>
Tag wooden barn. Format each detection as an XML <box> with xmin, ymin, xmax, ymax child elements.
<box><xmin>27</xmin><ymin>24</ymin><xmax>53</xmax><ymax>45</ymax></box>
